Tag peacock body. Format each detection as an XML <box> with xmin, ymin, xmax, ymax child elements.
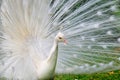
<box><xmin>0</xmin><ymin>0</ymin><xmax>120</xmax><ymax>80</ymax></box>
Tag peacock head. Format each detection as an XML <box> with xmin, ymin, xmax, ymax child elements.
<box><xmin>55</xmin><ymin>32</ymin><xmax>67</xmax><ymax>45</ymax></box>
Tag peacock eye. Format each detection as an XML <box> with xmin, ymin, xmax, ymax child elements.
<box><xmin>59</xmin><ymin>37</ymin><xmax>62</xmax><ymax>39</ymax></box>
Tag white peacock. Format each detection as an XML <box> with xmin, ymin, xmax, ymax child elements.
<box><xmin>0</xmin><ymin>0</ymin><xmax>120</xmax><ymax>80</ymax></box>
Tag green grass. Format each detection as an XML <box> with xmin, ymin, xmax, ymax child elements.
<box><xmin>55</xmin><ymin>70</ymin><xmax>120</xmax><ymax>80</ymax></box>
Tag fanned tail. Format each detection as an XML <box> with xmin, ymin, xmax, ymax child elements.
<box><xmin>0</xmin><ymin>0</ymin><xmax>53</xmax><ymax>80</ymax></box>
<box><xmin>49</xmin><ymin>0</ymin><xmax>120</xmax><ymax>73</ymax></box>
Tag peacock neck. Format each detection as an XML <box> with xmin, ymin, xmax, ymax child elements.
<box><xmin>46</xmin><ymin>39</ymin><xmax>58</xmax><ymax>64</ymax></box>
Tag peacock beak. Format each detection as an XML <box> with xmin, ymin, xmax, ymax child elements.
<box><xmin>64</xmin><ymin>39</ymin><xmax>67</xmax><ymax>45</ymax></box>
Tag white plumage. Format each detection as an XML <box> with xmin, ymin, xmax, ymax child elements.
<box><xmin>0</xmin><ymin>0</ymin><xmax>120</xmax><ymax>80</ymax></box>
